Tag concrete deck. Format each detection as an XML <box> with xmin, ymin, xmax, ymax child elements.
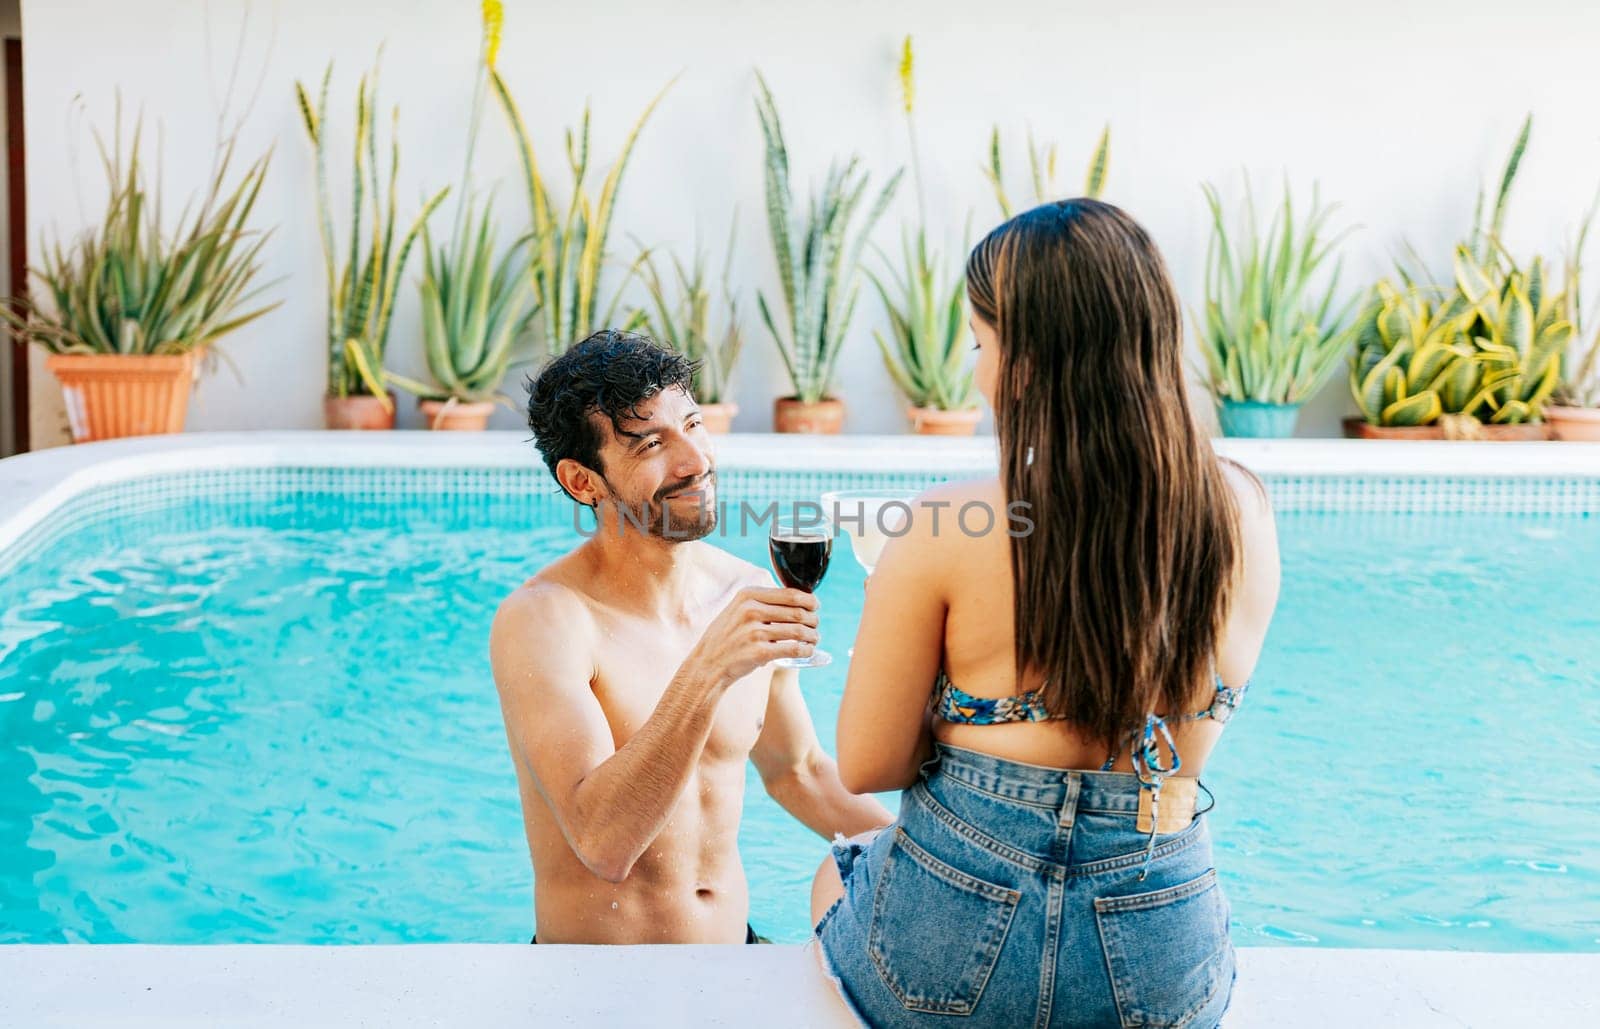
<box><xmin>1</xmin><ymin>945</ymin><xmax>1594</xmax><ymax>1027</ymax></box>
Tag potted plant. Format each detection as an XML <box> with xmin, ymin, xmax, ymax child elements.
<box><xmin>409</xmin><ymin>200</ymin><xmax>535</xmax><ymax>430</ymax></box>
<box><xmin>870</xmin><ymin>37</ymin><xmax>979</xmax><ymax>436</ymax></box>
<box><xmin>1</xmin><ymin>105</ymin><xmax>278</xmax><ymax>443</ymax></box>
<box><xmin>297</xmin><ymin>57</ymin><xmax>448</xmax><ymax>430</ymax></box>
<box><xmin>402</xmin><ymin>2</ymin><xmax>535</xmax><ymax>431</ymax></box>
<box><xmin>491</xmin><ymin>64</ymin><xmax>669</xmax><ymax>357</ymax></box>
<box><xmin>754</xmin><ymin>71</ymin><xmax>900</xmax><ymax>433</ymax></box>
<box><xmin>1547</xmin><ymin>198</ymin><xmax>1600</xmax><ymax>440</ymax></box>
<box><xmin>636</xmin><ymin>218</ymin><xmax>745</xmax><ymax>433</ymax></box>
<box><xmin>1195</xmin><ymin>178</ymin><xmax>1360</xmax><ymax>437</ymax></box>
<box><xmin>1549</xmin><ymin>328</ymin><xmax>1600</xmax><ymax>440</ymax></box>
<box><xmin>984</xmin><ymin>121</ymin><xmax>1109</xmax><ymax>218</ymax></box>
<box><xmin>1347</xmin><ymin>248</ymin><xmax>1566</xmax><ymax>440</ymax></box>
<box><xmin>1348</xmin><ymin>117</ymin><xmax>1566</xmax><ymax>440</ymax></box>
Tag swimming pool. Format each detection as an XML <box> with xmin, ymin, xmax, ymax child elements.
<box><xmin>1</xmin><ymin>436</ymin><xmax>1597</xmax><ymax>949</ymax></box>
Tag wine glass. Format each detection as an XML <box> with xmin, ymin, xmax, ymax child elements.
<box><xmin>820</xmin><ymin>489</ymin><xmax>919</xmax><ymax>658</ymax></box>
<box><xmin>820</xmin><ymin>489</ymin><xmax>920</xmax><ymax>576</ymax></box>
<box><xmin>768</xmin><ymin>511</ymin><xmax>833</xmax><ymax>669</ymax></box>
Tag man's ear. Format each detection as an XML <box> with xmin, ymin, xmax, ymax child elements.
<box><xmin>556</xmin><ymin>458</ymin><xmax>604</xmax><ymax>507</ymax></box>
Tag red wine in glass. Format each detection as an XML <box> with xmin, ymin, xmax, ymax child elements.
<box><xmin>768</xmin><ymin>515</ymin><xmax>832</xmax><ymax>668</ymax></box>
<box><xmin>770</xmin><ymin>535</ymin><xmax>832</xmax><ymax>591</ymax></box>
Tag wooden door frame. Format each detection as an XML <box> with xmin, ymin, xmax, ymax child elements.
<box><xmin>5</xmin><ymin>35</ymin><xmax>24</xmax><ymax>454</ymax></box>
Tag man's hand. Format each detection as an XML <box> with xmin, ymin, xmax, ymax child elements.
<box><xmin>680</xmin><ymin>586</ymin><xmax>819</xmax><ymax>689</ymax></box>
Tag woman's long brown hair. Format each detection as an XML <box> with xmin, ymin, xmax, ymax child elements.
<box><xmin>966</xmin><ymin>199</ymin><xmax>1240</xmax><ymax>748</ymax></box>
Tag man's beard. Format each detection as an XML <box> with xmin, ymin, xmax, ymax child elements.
<box><xmin>615</xmin><ymin>471</ymin><xmax>718</xmax><ymax>542</ymax></box>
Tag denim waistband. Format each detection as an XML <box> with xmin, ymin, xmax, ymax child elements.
<box><xmin>927</xmin><ymin>741</ymin><xmax>1198</xmax><ymax>815</ymax></box>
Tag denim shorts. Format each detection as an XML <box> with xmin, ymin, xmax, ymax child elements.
<box><xmin>814</xmin><ymin>742</ymin><xmax>1235</xmax><ymax>1028</ymax></box>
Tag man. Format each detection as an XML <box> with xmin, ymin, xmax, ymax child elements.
<box><xmin>491</xmin><ymin>330</ymin><xmax>892</xmax><ymax>944</ymax></box>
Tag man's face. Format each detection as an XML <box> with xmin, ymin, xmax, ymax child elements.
<box><xmin>590</xmin><ymin>386</ymin><xmax>718</xmax><ymax>541</ymax></box>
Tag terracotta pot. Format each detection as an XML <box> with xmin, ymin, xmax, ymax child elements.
<box><xmin>45</xmin><ymin>351</ymin><xmax>198</xmax><ymax>443</ymax></box>
<box><xmin>773</xmin><ymin>396</ymin><xmax>845</xmax><ymax>434</ymax></box>
<box><xmin>1473</xmin><ymin>422</ymin><xmax>1551</xmax><ymax>441</ymax></box>
<box><xmin>1344</xmin><ymin>418</ymin><xmax>1443</xmax><ymax>440</ymax></box>
<box><xmin>419</xmin><ymin>398</ymin><xmax>497</xmax><ymax>431</ymax></box>
<box><xmin>908</xmin><ymin>405</ymin><xmax>982</xmax><ymax>436</ymax></box>
<box><xmin>697</xmin><ymin>402</ymin><xmax>738</xmax><ymax>434</ymax></box>
<box><xmin>1343</xmin><ymin>416</ymin><xmax>1549</xmax><ymax>441</ymax></box>
<box><xmin>324</xmin><ymin>392</ymin><xmax>397</xmax><ymax>430</ymax></box>
<box><xmin>1546</xmin><ymin>405</ymin><xmax>1600</xmax><ymax>442</ymax></box>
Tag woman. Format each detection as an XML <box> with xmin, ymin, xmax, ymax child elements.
<box><xmin>809</xmin><ymin>199</ymin><xmax>1280</xmax><ymax>1028</ymax></box>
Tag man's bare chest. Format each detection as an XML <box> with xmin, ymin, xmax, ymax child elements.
<box><xmin>589</xmin><ymin>617</ymin><xmax>768</xmax><ymax>762</ymax></box>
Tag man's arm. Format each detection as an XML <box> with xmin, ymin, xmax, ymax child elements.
<box><xmin>490</xmin><ymin>583</ymin><xmax>818</xmax><ymax>883</ymax></box>
<box><xmin>751</xmin><ymin>665</ymin><xmax>895</xmax><ymax>839</ymax></box>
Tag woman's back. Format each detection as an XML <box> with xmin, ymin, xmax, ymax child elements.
<box><xmin>922</xmin><ymin>464</ymin><xmax>1278</xmax><ymax>776</ymax></box>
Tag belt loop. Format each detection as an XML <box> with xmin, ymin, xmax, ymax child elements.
<box><xmin>1056</xmin><ymin>770</ymin><xmax>1083</xmax><ymax>829</ymax></box>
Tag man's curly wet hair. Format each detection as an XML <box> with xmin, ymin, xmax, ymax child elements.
<box><xmin>526</xmin><ymin>329</ymin><xmax>698</xmax><ymax>499</ymax></box>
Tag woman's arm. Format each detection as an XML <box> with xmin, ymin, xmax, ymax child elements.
<box><xmin>835</xmin><ymin>495</ymin><xmax>949</xmax><ymax>794</ymax></box>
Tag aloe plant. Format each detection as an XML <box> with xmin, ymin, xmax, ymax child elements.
<box><xmin>1196</xmin><ymin>179</ymin><xmax>1360</xmax><ymax>407</ymax></box>
<box><xmin>871</xmin><ymin>36</ymin><xmax>973</xmax><ymax>413</ymax></box>
<box><xmin>491</xmin><ymin>71</ymin><xmax>670</xmax><ymax>356</ymax></box>
<box><xmin>1</xmin><ymin>101</ymin><xmax>279</xmax><ymax>360</ymax></box>
<box><xmin>985</xmin><ymin>122</ymin><xmax>1110</xmax><ymax>219</ymax></box>
<box><xmin>403</xmin><ymin>2</ymin><xmax>533</xmax><ymax>408</ymax></box>
<box><xmin>296</xmin><ymin>58</ymin><xmax>448</xmax><ymax>409</ymax></box>
<box><xmin>871</xmin><ymin>232</ymin><xmax>972</xmax><ymax>411</ymax></box>
<box><xmin>754</xmin><ymin>72</ymin><xmax>902</xmax><ymax>404</ymax></box>
<box><xmin>413</xmin><ymin>200</ymin><xmax>535</xmax><ymax>405</ymax></box>
<box><xmin>636</xmin><ymin>219</ymin><xmax>743</xmax><ymax>405</ymax></box>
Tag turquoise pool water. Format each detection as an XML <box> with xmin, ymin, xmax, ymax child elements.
<box><xmin>1</xmin><ymin>470</ymin><xmax>1597</xmax><ymax>948</ymax></box>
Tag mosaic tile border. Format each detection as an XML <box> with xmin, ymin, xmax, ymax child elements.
<box><xmin>1</xmin><ymin>465</ymin><xmax>1595</xmax><ymax>581</ymax></box>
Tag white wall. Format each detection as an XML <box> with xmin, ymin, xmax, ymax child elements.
<box><xmin>21</xmin><ymin>0</ymin><xmax>1600</xmax><ymax>448</ymax></box>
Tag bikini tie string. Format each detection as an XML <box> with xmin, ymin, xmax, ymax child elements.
<box><xmin>1130</xmin><ymin>713</ymin><xmax>1180</xmax><ymax>881</ymax></box>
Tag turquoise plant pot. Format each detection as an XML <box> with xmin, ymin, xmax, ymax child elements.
<box><xmin>1217</xmin><ymin>400</ymin><xmax>1301</xmax><ymax>438</ymax></box>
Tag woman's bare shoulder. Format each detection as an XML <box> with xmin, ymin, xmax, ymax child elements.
<box><xmin>1217</xmin><ymin>458</ymin><xmax>1281</xmax><ymax>666</ymax></box>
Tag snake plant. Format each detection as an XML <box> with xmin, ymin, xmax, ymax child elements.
<box><xmin>1556</xmin><ymin>194</ymin><xmax>1600</xmax><ymax>409</ymax></box>
<box><xmin>871</xmin><ymin>37</ymin><xmax>974</xmax><ymax>413</ymax></box>
<box><xmin>491</xmin><ymin>71</ymin><xmax>669</xmax><ymax>356</ymax></box>
<box><xmin>2</xmin><ymin>101</ymin><xmax>279</xmax><ymax>360</ymax></box>
<box><xmin>1351</xmin><ymin>114</ymin><xmax>1568</xmax><ymax>427</ymax></box>
<box><xmin>1453</xmin><ymin>247</ymin><xmax>1569</xmax><ymax>423</ymax></box>
<box><xmin>754</xmin><ymin>71</ymin><xmax>902</xmax><ymax>404</ymax></box>
<box><xmin>1196</xmin><ymin>179</ymin><xmax>1360</xmax><ymax>406</ymax></box>
<box><xmin>296</xmin><ymin>59</ymin><xmax>448</xmax><ymax>409</ymax></box>
<box><xmin>1349</xmin><ymin>279</ymin><xmax>1475</xmax><ymax>427</ymax></box>
<box><xmin>985</xmin><ymin>122</ymin><xmax>1109</xmax><ymax>219</ymax></box>
<box><xmin>636</xmin><ymin>219</ymin><xmax>743</xmax><ymax>405</ymax></box>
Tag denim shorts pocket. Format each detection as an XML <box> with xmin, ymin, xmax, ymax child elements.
<box><xmin>1094</xmin><ymin>868</ymin><xmax>1234</xmax><ymax>1028</ymax></box>
<box><xmin>866</xmin><ymin>826</ymin><xmax>1020</xmax><ymax>1015</ymax></box>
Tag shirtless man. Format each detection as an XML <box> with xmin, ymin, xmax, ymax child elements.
<box><xmin>491</xmin><ymin>330</ymin><xmax>892</xmax><ymax>944</ymax></box>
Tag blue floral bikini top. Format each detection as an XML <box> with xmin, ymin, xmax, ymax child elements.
<box><xmin>933</xmin><ymin>666</ymin><xmax>1248</xmax><ymax>820</ymax></box>
<box><xmin>934</xmin><ymin>667</ymin><xmax>1247</xmax><ymax>758</ymax></box>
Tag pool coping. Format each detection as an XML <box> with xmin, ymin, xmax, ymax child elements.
<box><xmin>2</xmin><ymin>430</ymin><xmax>1598</xmax><ymax>557</ymax></box>
<box><xmin>0</xmin><ymin>942</ymin><xmax>1595</xmax><ymax>1027</ymax></box>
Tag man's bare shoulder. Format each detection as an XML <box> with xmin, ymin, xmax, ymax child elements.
<box><xmin>490</xmin><ymin>568</ymin><xmax>598</xmax><ymax>691</ymax></box>
<box><xmin>697</xmin><ymin>540</ymin><xmax>772</xmax><ymax>591</ymax></box>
